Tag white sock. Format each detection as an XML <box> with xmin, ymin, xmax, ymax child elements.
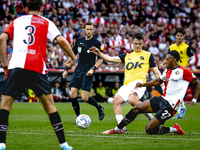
<box><xmin>169</xmin><ymin>127</ymin><xmax>177</xmax><ymax>133</ymax></box>
<box><xmin>180</xmin><ymin>101</ymin><xmax>186</xmax><ymax>109</ymax></box>
<box><xmin>114</xmin><ymin>126</ymin><xmax>121</xmax><ymax>132</ymax></box>
<box><xmin>115</xmin><ymin>114</ymin><xmax>123</xmax><ymax>124</ymax></box>
<box><xmin>59</xmin><ymin>142</ymin><xmax>69</xmax><ymax>148</ymax></box>
<box><xmin>143</xmin><ymin>113</ymin><xmax>153</xmax><ymax>120</ymax></box>
<box><xmin>0</xmin><ymin>143</ymin><xmax>5</xmax><ymax>148</ymax></box>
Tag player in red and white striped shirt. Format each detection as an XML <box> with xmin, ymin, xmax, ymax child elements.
<box><xmin>0</xmin><ymin>0</ymin><xmax>76</xmax><ymax>149</ymax></box>
<box><xmin>103</xmin><ymin>50</ymin><xmax>200</xmax><ymax>135</ymax></box>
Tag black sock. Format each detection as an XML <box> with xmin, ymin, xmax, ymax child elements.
<box><xmin>0</xmin><ymin>109</ymin><xmax>9</xmax><ymax>143</ymax></box>
<box><xmin>49</xmin><ymin>112</ymin><xmax>65</xmax><ymax>144</ymax></box>
<box><xmin>117</xmin><ymin>109</ymin><xmax>138</xmax><ymax>129</ymax></box>
<box><xmin>70</xmin><ymin>97</ymin><xmax>80</xmax><ymax>117</ymax></box>
<box><xmin>87</xmin><ymin>97</ymin><xmax>99</xmax><ymax>109</ymax></box>
<box><xmin>147</xmin><ymin>126</ymin><xmax>170</xmax><ymax>135</ymax></box>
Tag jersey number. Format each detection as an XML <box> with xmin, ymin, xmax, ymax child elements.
<box><xmin>126</xmin><ymin>62</ymin><xmax>144</xmax><ymax>70</ymax></box>
<box><xmin>161</xmin><ymin>110</ymin><xmax>171</xmax><ymax>120</ymax></box>
<box><xmin>23</xmin><ymin>25</ymin><xmax>35</xmax><ymax>45</ymax></box>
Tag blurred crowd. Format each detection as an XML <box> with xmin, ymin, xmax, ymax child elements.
<box><xmin>1</xmin><ymin>0</ymin><xmax>200</xmax><ymax>72</ymax></box>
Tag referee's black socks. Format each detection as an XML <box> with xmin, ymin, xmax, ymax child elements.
<box><xmin>70</xmin><ymin>97</ymin><xmax>80</xmax><ymax>117</ymax></box>
<box><xmin>87</xmin><ymin>97</ymin><xmax>100</xmax><ymax>109</ymax></box>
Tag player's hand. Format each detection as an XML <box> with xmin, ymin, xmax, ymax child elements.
<box><xmin>89</xmin><ymin>46</ymin><xmax>100</xmax><ymax>55</ymax></box>
<box><xmin>135</xmin><ymin>82</ymin><xmax>143</xmax><ymax>88</ymax></box>
<box><xmin>62</xmin><ymin>70</ymin><xmax>68</xmax><ymax>78</ymax></box>
<box><xmin>186</xmin><ymin>101</ymin><xmax>196</xmax><ymax>107</ymax></box>
<box><xmin>86</xmin><ymin>68</ymin><xmax>94</xmax><ymax>76</ymax></box>
<box><xmin>64</xmin><ymin>58</ymin><xmax>75</xmax><ymax>68</ymax></box>
<box><xmin>159</xmin><ymin>63</ymin><xmax>164</xmax><ymax>69</ymax></box>
<box><xmin>2</xmin><ymin>63</ymin><xmax>8</xmax><ymax>75</ymax></box>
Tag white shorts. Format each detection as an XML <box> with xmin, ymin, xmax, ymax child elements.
<box><xmin>116</xmin><ymin>79</ymin><xmax>146</xmax><ymax>106</ymax></box>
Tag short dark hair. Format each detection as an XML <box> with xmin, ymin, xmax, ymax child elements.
<box><xmin>27</xmin><ymin>0</ymin><xmax>43</xmax><ymax>11</ymax></box>
<box><xmin>167</xmin><ymin>50</ymin><xmax>180</xmax><ymax>61</ymax></box>
<box><xmin>84</xmin><ymin>22</ymin><xmax>94</xmax><ymax>28</ymax></box>
<box><xmin>133</xmin><ymin>33</ymin><xmax>144</xmax><ymax>41</ymax></box>
<box><xmin>175</xmin><ymin>28</ymin><xmax>185</xmax><ymax>35</ymax></box>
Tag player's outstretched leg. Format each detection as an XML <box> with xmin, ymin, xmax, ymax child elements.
<box><xmin>103</xmin><ymin>108</ymin><xmax>137</xmax><ymax>134</ymax></box>
<box><xmin>87</xmin><ymin>97</ymin><xmax>105</xmax><ymax>121</ymax></box>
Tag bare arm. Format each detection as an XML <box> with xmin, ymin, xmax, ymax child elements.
<box><xmin>0</xmin><ymin>33</ymin><xmax>9</xmax><ymax>72</ymax></box>
<box><xmin>89</xmin><ymin>46</ymin><xmax>122</xmax><ymax>63</ymax></box>
<box><xmin>87</xmin><ymin>58</ymin><xmax>103</xmax><ymax>76</ymax></box>
<box><xmin>187</xmin><ymin>79</ymin><xmax>200</xmax><ymax>106</ymax></box>
<box><xmin>56</xmin><ymin>35</ymin><xmax>76</xmax><ymax>68</ymax></box>
<box><xmin>150</xmin><ymin>67</ymin><xmax>165</xmax><ymax>89</ymax></box>
<box><xmin>135</xmin><ymin>78</ymin><xmax>163</xmax><ymax>88</ymax></box>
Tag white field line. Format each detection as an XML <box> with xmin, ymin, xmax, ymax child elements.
<box><xmin>9</xmin><ymin>131</ymin><xmax>200</xmax><ymax>141</ymax></box>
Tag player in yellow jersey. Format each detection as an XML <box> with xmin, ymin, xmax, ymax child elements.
<box><xmin>90</xmin><ymin>33</ymin><xmax>164</xmax><ymax>133</ymax></box>
<box><xmin>160</xmin><ymin>28</ymin><xmax>196</xmax><ymax>119</ymax></box>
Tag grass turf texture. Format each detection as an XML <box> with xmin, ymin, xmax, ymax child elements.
<box><xmin>2</xmin><ymin>102</ymin><xmax>200</xmax><ymax>150</ymax></box>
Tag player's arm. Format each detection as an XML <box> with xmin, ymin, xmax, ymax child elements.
<box><xmin>185</xmin><ymin>47</ymin><xmax>195</xmax><ymax>68</ymax></box>
<box><xmin>135</xmin><ymin>78</ymin><xmax>163</xmax><ymax>88</ymax></box>
<box><xmin>56</xmin><ymin>35</ymin><xmax>76</xmax><ymax>68</ymax></box>
<box><xmin>87</xmin><ymin>58</ymin><xmax>103</xmax><ymax>76</ymax></box>
<box><xmin>187</xmin><ymin>79</ymin><xmax>200</xmax><ymax>106</ymax></box>
<box><xmin>89</xmin><ymin>46</ymin><xmax>122</xmax><ymax>63</ymax></box>
<box><xmin>150</xmin><ymin>67</ymin><xmax>165</xmax><ymax>90</ymax></box>
<box><xmin>0</xmin><ymin>33</ymin><xmax>9</xmax><ymax>72</ymax></box>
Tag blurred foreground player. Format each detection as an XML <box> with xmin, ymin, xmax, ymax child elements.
<box><xmin>0</xmin><ymin>0</ymin><xmax>76</xmax><ymax>149</ymax></box>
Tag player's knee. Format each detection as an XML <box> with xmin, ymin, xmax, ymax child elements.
<box><xmin>70</xmin><ymin>92</ymin><xmax>77</xmax><ymax>98</ymax></box>
<box><xmin>129</xmin><ymin>99</ymin><xmax>138</xmax><ymax>107</ymax></box>
<box><xmin>145</xmin><ymin>125</ymin><xmax>154</xmax><ymax>135</ymax></box>
<box><xmin>113</xmin><ymin>97</ymin><xmax>122</xmax><ymax>107</ymax></box>
<box><xmin>81</xmin><ymin>95</ymin><xmax>88</xmax><ymax>102</ymax></box>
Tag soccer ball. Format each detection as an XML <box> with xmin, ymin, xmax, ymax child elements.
<box><xmin>76</xmin><ymin>114</ymin><xmax>91</xmax><ymax>129</ymax></box>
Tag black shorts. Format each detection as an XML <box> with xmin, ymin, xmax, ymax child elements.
<box><xmin>150</xmin><ymin>96</ymin><xmax>176</xmax><ymax>125</ymax></box>
<box><xmin>69</xmin><ymin>67</ymin><xmax>93</xmax><ymax>91</ymax></box>
<box><xmin>2</xmin><ymin>68</ymin><xmax>51</xmax><ymax>98</ymax></box>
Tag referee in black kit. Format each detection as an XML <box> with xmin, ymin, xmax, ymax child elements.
<box><xmin>62</xmin><ymin>22</ymin><xmax>105</xmax><ymax>123</ymax></box>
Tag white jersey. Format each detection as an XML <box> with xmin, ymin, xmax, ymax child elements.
<box><xmin>160</xmin><ymin>66</ymin><xmax>197</xmax><ymax>111</ymax></box>
<box><xmin>4</xmin><ymin>14</ymin><xmax>61</xmax><ymax>74</ymax></box>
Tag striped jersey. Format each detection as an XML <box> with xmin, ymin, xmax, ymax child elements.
<box><xmin>4</xmin><ymin>14</ymin><xmax>61</xmax><ymax>74</ymax></box>
<box><xmin>119</xmin><ymin>50</ymin><xmax>156</xmax><ymax>85</ymax></box>
<box><xmin>160</xmin><ymin>66</ymin><xmax>197</xmax><ymax>111</ymax></box>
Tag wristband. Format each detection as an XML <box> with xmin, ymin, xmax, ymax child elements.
<box><xmin>192</xmin><ymin>98</ymin><xmax>197</xmax><ymax>103</ymax></box>
<box><xmin>64</xmin><ymin>67</ymin><xmax>69</xmax><ymax>71</ymax></box>
<box><xmin>92</xmin><ymin>66</ymin><xmax>96</xmax><ymax>70</ymax></box>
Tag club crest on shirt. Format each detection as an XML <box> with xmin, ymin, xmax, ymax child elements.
<box><xmin>140</xmin><ymin>56</ymin><xmax>144</xmax><ymax>60</ymax></box>
<box><xmin>78</xmin><ymin>47</ymin><xmax>82</xmax><ymax>53</ymax></box>
<box><xmin>175</xmin><ymin>70</ymin><xmax>180</xmax><ymax>75</ymax></box>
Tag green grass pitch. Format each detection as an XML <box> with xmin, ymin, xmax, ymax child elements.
<box><xmin>2</xmin><ymin>102</ymin><xmax>200</xmax><ymax>150</ymax></box>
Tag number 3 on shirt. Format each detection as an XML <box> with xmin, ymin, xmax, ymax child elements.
<box><xmin>23</xmin><ymin>25</ymin><xmax>35</xmax><ymax>45</ymax></box>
